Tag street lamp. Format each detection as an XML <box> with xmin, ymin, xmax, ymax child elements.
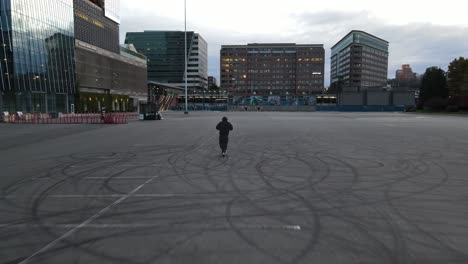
<box><xmin>184</xmin><ymin>0</ymin><xmax>188</xmax><ymax>114</ymax></box>
<box><xmin>228</xmin><ymin>77</ymin><xmax>235</xmax><ymax>111</ymax></box>
<box><xmin>311</xmin><ymin>72</ymin><xmax>322</xmax><ymax>105</ymax></box>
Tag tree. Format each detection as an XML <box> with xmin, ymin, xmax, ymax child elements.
<box><xmin>447</xmin><ymin>57</ymin><xmax>468</xmax><ymax>97</ymax></box>
<box><xmin>420</xmin><ymin>67</ymin><xmax>448</xmax><ymax>109</ymax></box>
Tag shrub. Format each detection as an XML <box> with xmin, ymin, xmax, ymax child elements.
<box><xmin>424</xmin><ymin>97</ymin><xmax>448</xmax><ymax>111</ymax></box>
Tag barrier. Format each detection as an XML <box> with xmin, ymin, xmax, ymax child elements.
<box><xmin>4</xmin><ymin>113</ymin><xmax>129</xmax><ymax>125</ymax></box>
<box><xmin>317</xmin><ymin>105</ymin><xmax>406</xmax><ymax>112</ymax></box>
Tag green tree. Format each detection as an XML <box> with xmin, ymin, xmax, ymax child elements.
<box><xmin>447</xmin><ymin>57</ymin><xmax>468</xmax><ymax>96</ymax></box>
<box><xmin>420</xmin><ymin>67</ymin><xmax>448</xmax><ymax>109</ymax></box>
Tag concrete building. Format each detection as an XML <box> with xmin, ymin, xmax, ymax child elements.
<box><xmin>220</xmin><ymin>43</ymin><xmax>325</xmax><ymax>96</ymax></box>
<box><xmin>0</xmin><ymin>0</ymin><xmax>147</xmax><ymax>114</ymax></box>
<box><xmin>73</xmin><ymin>0</ymin><xmax>120</xmax><ymax>53</ymax></box>
<box><xmin>331</xmin><ymin>30</ymin><xmax>389</xmax><ymax>92</ymax></box>
<box><xmin>125</xmin><ymin>31</ymin><xmax>208</xmax><ymax>92</ymax></box>
<box><xmin>73</xmin><ymin>0</ymin><xmax>147</xmax><ymax>113</ymax></box>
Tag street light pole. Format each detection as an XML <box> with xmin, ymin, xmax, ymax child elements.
<box><xmin>184</xmin><ymin>0</ymin><xmax>188</xmax><ymax>114</ymax></box>
<box><xmin>311</xmin><ymin>72</ymin><xmax>322</xmax><ymax>105</ymax></box>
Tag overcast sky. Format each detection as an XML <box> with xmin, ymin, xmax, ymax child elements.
<box><xmin>119</xmin><ymin>0</ymin><xmax>468</xmax><ymax>87</ymax></box>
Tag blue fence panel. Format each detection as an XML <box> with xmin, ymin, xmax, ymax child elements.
<box><xmin>317</xmin><ymin>105</ymin><xmax>406</xmax><ymax>112</ymax></box>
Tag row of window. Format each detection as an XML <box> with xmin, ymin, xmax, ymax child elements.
<box><xmin>222</xmin><ymin>57</ymin><xmax>323</xmax><ymax>63</ymax></box>
<box><xmin>362</xmin><ymin>46</ymin><xmax>387</xmax><ymax>57</ymax></box>
<box><xmin>361</xmin><ymin>58</ymin><xmax>387</xmax><ymax>68</ymax></box>
<box><xmin>362</xmin><ymin>52</ymin><xmax>387</xmax><ymax>63</ymax></box>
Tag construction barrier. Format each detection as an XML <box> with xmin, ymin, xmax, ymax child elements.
<box><xmin>3</xmin><ymin>113</ymin><xmax>129</xmax><ymax>124</ymax></box>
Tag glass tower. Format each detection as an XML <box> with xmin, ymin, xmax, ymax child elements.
<box><xmin>0</xmin><ymin>0</ymin><xmax>75</xmax><ymax>113</ymax></box>
<box><xmin>125</xmin><ymin>31</ymin><xmax>208</xmax><ymax>91</ymax></box>
<box><xmin>330</xmin><ymin>30</ymin><xmax>389</xmax><ymax>91</ymax></box>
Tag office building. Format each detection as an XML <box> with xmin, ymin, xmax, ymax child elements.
<box><xmin>73</xmin><ymin>0</ymin><xmax>147</xmax><ymax>113</ymax></box>
<box><xmin>74</xmin><ymin>40</ymin><xmax>147</xmax><ymax>112</ymax></box>
<box><xmin>0</xmin><ymin>0</ymin><xmax>76</xmax><ymax>113</ymax></box>
<box><xmin>330</xmin><ymin>30</ymin><xmax>389</xmax><ymax>91</ymax></box>
<box><xmin>220</xmin><ymin>43</ymin><xmax>325</xmax><ymax>96</ymax></box>
<box><xmin>125</xmin><ymin>31</ymin><xmax>208</xmax><ymax>91</ymax></box>
<box><xmin>0</xmin><ymin>0</ymin><xmax>147</xmax><ymax>114</ymax></box>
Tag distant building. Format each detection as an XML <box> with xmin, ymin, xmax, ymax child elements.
<box><xmin>220</xmin><ymin>43</ymin><xmax>325</xmax><ymax>96</ymax></box>
<box><xmin>125</xmin><ymin>31</ymin><xmax>208</xmax><ymax>91</ymax></box>
<box><xmin>331</xmin><ymin>30</ymin><xmax>389</xmax><ymax>91</ymax></box>
<box><xmin>396</xmin><ymin>64</ymin><xmax>417</xmax><ymax>81</ymax></box>
<box><xmin>208</xmin><ymin>76</ymin><xmax>218</xmax><ymax>88</ymax></box>
<box><xmin>0</xmin><ymin>0</ymin><xmax>147</xmax><ymax>114</ymax></box>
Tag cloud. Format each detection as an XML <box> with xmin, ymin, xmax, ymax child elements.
<box><xmin>119</xmin><ymin>10</ymin><xmax>468</xmax><ymax>87</ymax></box>
<box><xmin>293</xmin><ymin>10</ymin><xmax>468</xmax><ymax>84</ymax></box>
<box><xmin>120</xmin><ymin>12</ymin><xmax>292</xmax><ymax>83</ymax></box>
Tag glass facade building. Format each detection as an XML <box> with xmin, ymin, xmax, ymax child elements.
<box><xmin>0</xmin><ymin>0</ymin><xmax>76</xmax><ymax>113</ymax></box>
<box><xmin>125</xmin><ymin>31</ymin><xmax>208</xmax><ymax>91</ymax></box>
<box><xmin>331</xmin><ymin>30</ymin><xmax>389</xmax><ymax>91</ymax></box>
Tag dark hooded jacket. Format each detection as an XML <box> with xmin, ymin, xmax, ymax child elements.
<box><xmin>216</xmin><ymin>117</ymin><xmax>233</xmax><ymax>138</ymax></box>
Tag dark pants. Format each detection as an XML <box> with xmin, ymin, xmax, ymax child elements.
<box><xmin>219</xmin><ymin>136</ymin><xmax>229</xmax><ymax>153</ymax></box>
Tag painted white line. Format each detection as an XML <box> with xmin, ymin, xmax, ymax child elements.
<box><xmin>28</xmin><ymin>176</ymin><xmax>157</xmax><ymax>181</ymax></box>
<box><xmin>47</xmin><ymin>194</ymin><xmax>175</xmax><ymax>198</ymax></box>
<box><xmin>83</xmin><ymin>176</ymin><xmax>154</xmax><ymax>180</ymax></box>
<box><xmin>70</xmin><ymin>164</ymin><xmax>160</xmax><ymax>168</ymax></box>
<box><xmin>4</xmin><ymin>194</ymin><xmax>174</xmax><ymax>199</ymax></box>
<box><xmin>0</xmin><ymin>223</ymin><xmax>164</xmax><ymax>229</ymax></box>
<box><xmin>244</xmin><ymin>224</ymin><xmax>302</xmax><ymax>231</ymax></box>
<box><xmin>28</xmin><ymin>177</ymin><xmax>156</xmax><ymax>181</ymax></box>
<box><xmin>1</xmin><ymin>223</ymin><xmax>302</xmax><ymax>231</ymax></box>
<box><xmin>18</xmin><ymin>175</ymin><xmax>160</xmax><ymax>264</ymax></box>
<box><xmin>383</xmin><ymin>123</ymin><xmax>395</xmax><ymax>127</ymax></box>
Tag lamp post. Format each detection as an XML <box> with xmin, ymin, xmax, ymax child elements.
<box><xmin>202</xmin><ymin>85</ymin><xmax>205</xmax><ymax>111</ymax></box>
<box><xmin>311</xmin><ymin>72</ymin><xmax>322</xmax><ymax>105</ymax></box>
<box><xmin>184</xmin><ymin>0</ymin><xmax>188</xmax><ymax>114</ymax></box>
<box><xmin>228</xmin><ymin>77</ymin><xmax>235</xmax><ymax>111</ymax></box>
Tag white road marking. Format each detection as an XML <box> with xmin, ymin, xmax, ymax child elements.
<box><xmin>1</xmin><ymin>223</ymin><xmax>302</xmax><ymax>231</ymax></box>
<box><xmin>83</xmin><ymin>176</ymin><xmax>155</xmax><ymax>180</ymax></box>
<box><xmin>48</xmin><ymin>194</ymin><xmax>175</xmax><ymax>198</ymax></box>
<box><xmin>29</xmin><ymin>176</ymin><xmax>157</xmax><ymax>181</ymax></box>
<box><xmin>18</xmin><ymin>175</ymin><xmax>160</xmax><ymax>264</ymax></box>
<box><xmin>70</xmin><ymin>164</ymin><xmax>160</xmax><ymax>168</ymax></box>
<box><xmin>3</xmin><ymin>194</ymin><xmax>174</xmax><ymax>199</ymax></box>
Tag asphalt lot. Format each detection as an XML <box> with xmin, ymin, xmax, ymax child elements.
<box><xmin>1</xmin><ymin>112</ymin><xmax>468</xmax><ymax>264</ymax></box>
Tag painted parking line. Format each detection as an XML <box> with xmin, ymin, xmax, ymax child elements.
<box><xmin>3</xmin><ymin>194</ymin><xmax>175</xmax><ymax>199</ymax></box>
<box><xmin>18</xmin><ymin>175</ymin><xmax>160</xmax><ymax>264</ymax></box>
<box><xmin>1</xmin><ymin>223</ymin><xmax>302</xmax><ymax>231</ymax></box>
